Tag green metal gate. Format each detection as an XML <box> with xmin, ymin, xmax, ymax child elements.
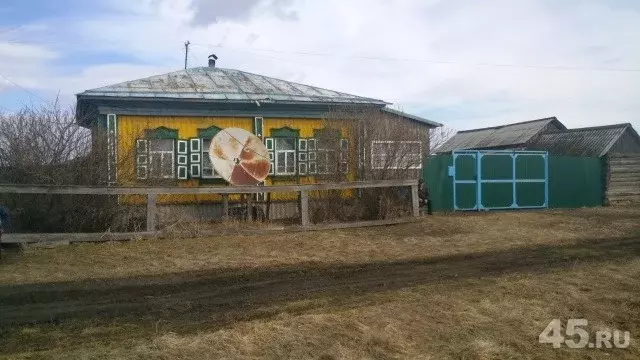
<box><xmin>451</xmin><ymin>150</ymin><xmax>549</xmax><ymax>211</ymax></box>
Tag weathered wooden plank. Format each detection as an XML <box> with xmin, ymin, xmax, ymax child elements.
<box><xmin>1</xmin><ymin>218</ymin><xmax>418</xmax><ymax>244</ymax></box>
<box><xmin>411</xmin><ymin>184</ymin><xmax>420</xmax><ymax>217</ymax></box>
<box><xmin>0</xmin><ymin>180</ymin><xmax>417</xmax><ymax>195</ymax></box>
<box><xmin>222</xmin><ymin>194</ymin><xmax>229</xmax><ymax>220</ymax></box>
<box><xmin>300</xmin><ymin>191</ymin><xmax>310</xmax><ymax>226</ymax></box>
<box><xmin>609</xmin><ymin>195</ymin><xmax>640</xmax><ymax>203</ymax></box>
<box><xmin>609</xmin><ymin>180</ymin><xmax>640</xmax><ymax>188</ymax></box>
<box><xmin>607</xmin><ymin>188</ymin><xmax>640</xmax><ymax>196</ymax></box>
<box><xmin>246</xmin><ymin>195</ymin><xmax>253</xmax><ymax>221</ymax></box>
<box><xmin>609</xmin><ymin>159</ymin><xmax>640</xmax><ymax>168</ymax></box>
<box><xmin>609</xmin><ymin>166</ymin><xmax>640</xmax><ymax>174</ymax></box>
<box><xmin>146</xmin><ymin>194</ymin><xmax>157</xmax><ymax>232</ymax></box>
<box><xmin>293</xmin><ymin>217</ymin><xmax>418</xmax><ymax>231</ymax></box>
<box><xmin>2</xmin><ymin>232</ymin><xmax>158</xmax><ymax>244</ymax></box>
<box><xmin>610</xmin><ymin>173</ymin><xmax>640</xmax><ymax>181</ymax></box>
<box><xmin>609</xmin><ymin>154</ymin><xmax>640</xmax><ymax>159</ymax></box>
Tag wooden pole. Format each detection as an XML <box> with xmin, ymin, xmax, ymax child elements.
<box><xmin>147</xmin><ymin>193</ymin><xmax>157</xmax><ymax>231</ymax></box>
<box><xmin>300</xmin><ymin>190</ymin><xmax>310</xmax><ymax>226</ymax></box>
<box><xmin>246</xmin><ymin>194</ymin><xmax>253</xmax><ymax>221</ymax></box>
<box><xmin>411</xmin><ymin>185</ymin><xmax>420</xmax><ymax>217</ymax></box>
<box><xmin>222</xmin><ymin>194</ymin><xmax>229</xmax><ymax>220</ymax></box>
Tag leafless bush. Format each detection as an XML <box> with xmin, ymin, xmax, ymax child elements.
<box><xmin>0</xmin><ymin>101</ymin><xmax>103</xmax><ymax>184</ymax></box>
<box><xmin>307</xmin><ymin>106</ymin><xmax>428</xmax><ymax>222</ymax></box>
<box><xmin>0</xmin><ymin>102</ymin><xmax>132</xmax><ymax>232</ymax></box>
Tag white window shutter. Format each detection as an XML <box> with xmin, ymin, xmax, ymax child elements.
<box><xmin>265</xmin><ymin>137</ymin><xmax>275</xmax><ymax>176</ymax></box>
<box><xmin>189</xmin><ymin>138</ymin><xmax>202</xmax><ymax>178</ymax></box>
<box><xmin>176</xmin><ymin>140</ymin><xmax>188</xmax><ymax>179</ymax></box>
<box><xmin>135</xmin><ymin>139</ymin><xmax>148</xmax><ymax>180</ymax></box>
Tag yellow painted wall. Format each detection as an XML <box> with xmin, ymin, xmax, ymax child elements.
<box><xmin>116</xmin><ymin>115</ymin><xmax>356</xmax><ymax>204</ymax></box>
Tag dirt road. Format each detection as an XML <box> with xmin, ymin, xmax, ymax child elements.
<box><xmin>2</xmin><ymin>234</ymin><xmax>638</xmax><ymax>328</ymax></box>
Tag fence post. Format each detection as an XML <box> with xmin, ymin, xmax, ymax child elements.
<box><xmin>222</xmin><ymin>194</ymin><xmax>229</xmax><ymax>220</ymax></box>
<box><xmin>411</xmin><ymin>184</ymin><xmax>420</xmax><ymax>217</ymax></box>
<box><xmin>246</xmin><ymin>194</ymin><xmax>253</xmax><ymax>221</ymax></box>
<box><xmin>300</xmin><ymin>190</ymin><xmax>310</xmax><ymax>226</ymax></box>
<box><xmin>147</xmin><ymin>193</ymin><xmax>157</xmax><ymax>232</ymax></box>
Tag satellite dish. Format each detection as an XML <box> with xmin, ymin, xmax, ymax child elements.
<box><xmin>209</xmin><ymin>128</ymin><xmax>270</xmax><ymax>185</ymax></box>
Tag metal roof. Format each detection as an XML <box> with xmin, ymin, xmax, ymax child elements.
<box><xmin>436</xmin><ymin>117</ymin><xmax>565</xmax><ymax>153</ymax></box>
<box><xmin>527</xmin><ymin>123</ymin><xmax>637</xmax><ymax>157</ymax></box>
<box><xmin>78</xmin><ymin>66</ymin><xmax>388</xmax><ymax>106</ymax></box>
<box><xmin>381</xmin><ymin>108</ymin><xmax>443</xmax><ymax>128</ymax></box>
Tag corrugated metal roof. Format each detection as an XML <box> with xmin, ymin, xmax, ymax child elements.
<box><xmin>436</xmin><ymin>117</ymin><xmax>565</xmax><ymax>153</ymax></box>
<box><xmin>381</xmin><ymin>108</ymin><xmax>443</xmax><ymax>128</ymax></box>
<box><xmin>78</xmin><ymin>67</ymin><xmax>388</xmax><ymax>106</ymax></box>
<box><xmin>527</xmin><ymin>123</ymin><xmax>634</xmax><ymax>157</ymax></box>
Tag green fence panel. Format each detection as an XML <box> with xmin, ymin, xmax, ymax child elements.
<box><xmin>548</xmin><ymin>156</ymin><xmax>604</xmax><ymax>208</ymax></box>
<box><xmin>516</xmin><ymin>155</ymin><xmax>545</xmax><ymax>180</ymax></box>
<box><xmin>424</xmin><ymin>155</ymin><xmax>454</xmax><ymax>211</ymax></box>
<box><xmin>455</xmin><ymin>154</ymin><xmax>476</xmax><ymax>181</ymax></box>
<box><xmin>516</xmin><ymin>182</ymin><xmax>546</xmax><ymax>207</ymax></box>
<box><xmin>456</xmin><ymin>183</ymin><xmax>477</xmax><ymax>209</ymax></box>
<box><xmin>481</xmin><ymin>154</ymin><xmax>512</xmax><ymax>180</ymax></box>
<box><xmin>481</xmin><ymin>182</ymin><xmax>513</xmax><ymax>208</ymax></box>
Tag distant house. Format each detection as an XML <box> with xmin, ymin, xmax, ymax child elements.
<box><xmin>435</xmin><ymin>117</ymin><xmax>566</xmax><ymax>153</ymax></box>
<box><xmin>76</xmin><ymin>56</ymin><xmax>441</xmax><ymax>219</ymax></box>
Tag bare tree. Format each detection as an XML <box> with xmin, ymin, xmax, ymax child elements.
<box><xmin>429</xmin><ymin>126</ymin><xmax>456</xmax><ymax>153</ymax></box>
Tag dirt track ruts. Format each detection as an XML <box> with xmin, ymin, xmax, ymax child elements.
<box><xmin>1</xmin><ymin>235</ymin><xmax>639</xmax><ymax>327</ymax></box>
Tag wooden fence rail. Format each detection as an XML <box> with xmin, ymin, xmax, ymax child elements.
<box><xmin>0</xmin><ymin>180</ymin><xmax>420</xmax><ymax>233</ymax></box>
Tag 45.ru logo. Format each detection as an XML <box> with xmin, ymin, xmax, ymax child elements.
<box><xmin>539</xmin><ymin>319</ymin><xmax>631</xmax><ymax>349</ymax></box>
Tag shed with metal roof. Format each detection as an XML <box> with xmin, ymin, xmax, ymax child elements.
<box><xmin>435</xmin><ymin>117</ymin><xmax>566</xmax><ymax>153</ymax></box>
<box><xmin>527</xmin><ymin>123</ymin><xmax>640</xmax><ymax>157</ymax></box>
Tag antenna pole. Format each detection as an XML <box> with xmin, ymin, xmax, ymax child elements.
<box><xmin>184</xmin><ymin>41</ymin><xmax>190</xmax><ymax>69</ymax></box>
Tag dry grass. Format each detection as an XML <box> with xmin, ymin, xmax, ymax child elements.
<box><xmin>0</xmin><ymin>206</ymin><xmax>639</xmax><ymax>359</ymax></box>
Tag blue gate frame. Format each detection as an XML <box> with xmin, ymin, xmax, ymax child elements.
<box><xmin>450</xmin><ymin>150</ymin><xmax>549</xmax><ymax>211</ymax></box>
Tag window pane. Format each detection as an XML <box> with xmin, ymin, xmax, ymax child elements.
<box><xmin>275</xmin><ymin>138</ymin><xmax>295</xmax><ymax>150</ymax></box>
<box><xmin>276</xmin><ymin>152</ymin><xmax>286</xmax><ymax>173</ymax></box>
<box><xmin>149</xmin><ymin>139</ymin><xmax>174</xmax><ymax>152</ymax></box>
<box><xmin>161</xmin><ymin>153</ymin><xmax>174</xmax><ymax>177</ymax></box>
<box><xmin>150</xmin><ymin>155</ymin><xmax>162</xmax><ymax>178</ymax></box>
<box><xmin>286</xmin><ymin>152</ymin><xmax>295</xmax><ymax>173</ymax></box>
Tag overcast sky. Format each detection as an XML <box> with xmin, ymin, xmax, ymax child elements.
<box><xmin>1</xmin><ymin>0</ymin><xmax>639</xmax><ymax>131</ymax></box>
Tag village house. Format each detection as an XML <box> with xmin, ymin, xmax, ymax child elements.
<box><xmin>76</xmin><ymin>56</ymin><xmax>441</xmax><ymax>218</ymax></box>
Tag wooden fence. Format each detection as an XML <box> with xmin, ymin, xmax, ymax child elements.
<box><xmin>0</xmin><ymin>179</ymin><xmax>420</xmax><ymax>243</ymax></box>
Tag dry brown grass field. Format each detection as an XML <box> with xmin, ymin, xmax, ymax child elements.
<box><xmin>0</xmin><ymin>206</ymin><xmax>639</xmax><ymax>359</ymax></box>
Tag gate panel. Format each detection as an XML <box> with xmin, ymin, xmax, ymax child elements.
<box><xmin>480</xmin><ymin>153</ymin><xmax>514</xmax><ymax>209</ymax></box>
<box><xmin>452</xmin><ymin>152</ymin><xmax>478</xmax><ymax>210</ymax></box>
<box><xmin>452</xmin><ymin>150</ymin><xmax>548</xmax><ymax>211</ymax></box>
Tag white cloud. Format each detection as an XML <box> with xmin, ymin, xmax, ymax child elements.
<box><xmin>2</xmin><ymin>0</ymin><xmax>640</xmax><ymax>131</ymax></box>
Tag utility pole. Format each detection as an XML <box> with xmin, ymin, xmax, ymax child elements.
<box><xmin>184</xmin><ymin>40</ymin><xmax>190</xmax><ymax>69</ymax></box>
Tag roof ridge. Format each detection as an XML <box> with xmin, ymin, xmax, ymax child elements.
<box><xmin>457</xmin><ymin>117</ymin><xmax>559</xmax><ymax>133</ymax></box>
<box><xmin>540</xmin><ymin>123</ymin><xmax>630</xmax><ymax>134</ymax></box>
